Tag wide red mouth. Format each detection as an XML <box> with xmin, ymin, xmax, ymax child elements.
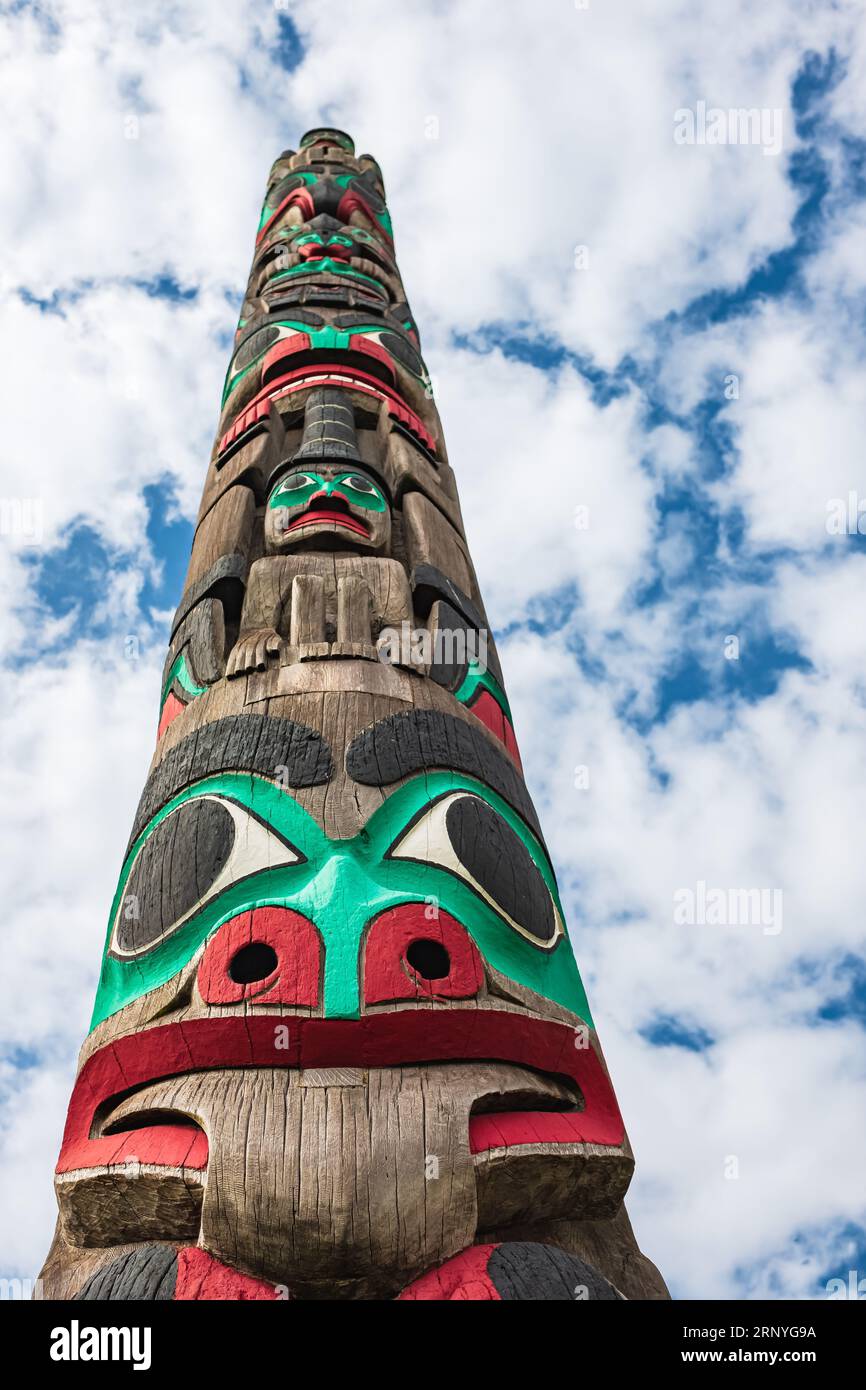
<box><xmin>216</xmin><ymin>372</ymin><xmax>436</xmax><ymax>464</ymax></box>
<box><xmin>285</xmin><ymin>508</ymin><xmax>369</xmax><ymax>538</ymax></box>
<box><xmin>57</xmin><ymin>1013</ymin><xmax>624</xmax><ymax>1176</ymax></box>
<box><xmin>260</xmin><ymin>340</ymin><xmax>397</xmax><ymax>393</ymax></box>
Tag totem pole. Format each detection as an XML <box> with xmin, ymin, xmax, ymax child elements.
<box><xmin>40</xmin><ymin>129</ymin><xmax>667</xmax><ymax>1301</ymax></box>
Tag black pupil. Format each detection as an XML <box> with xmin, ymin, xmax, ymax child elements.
<box><xmin>229</xmin><ymin>943</ymin><xmax>278</xmax><ymax>984</ymax></box>
<box><xmin>115</xmin><ymin>798</ymin><xmax>235</xmax><ymax>957</ymax></box>
<box><xmin>406</xmin><ymin>938</ymin><xmax>451</xmax><ymax>980</ymax></box>
<box><xmin>444</xmin><ymin>796</ymin><xmax>556</xmax><ymax>943</ymax></box>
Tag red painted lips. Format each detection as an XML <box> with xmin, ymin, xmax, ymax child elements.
<box><xmin>56</xmin><ymin>1013</ymin><xmax>625</xmax><ymax>1177</ymax></box>
<box><xmin>285</xmin><ymin>508</ymin><xmax>370</xmax><ymax>538</ymax></box>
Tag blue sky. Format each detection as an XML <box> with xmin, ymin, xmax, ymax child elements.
<box><xmin>1</xmin><ymin>0</ymin><xmax>865</xmax><ymax>1300</ymax></box>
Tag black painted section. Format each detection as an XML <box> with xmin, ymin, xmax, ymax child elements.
<box><xmin>445</xmin><ymin>797</ymin><xmax>554</xmax><ymax>942</ymax></box>
<box><xmin>115</xmin><ymin>799</ymin><xmax>235</xmax><ymax>955</ymax></box>
<box><xmin>488</xmin><ymin>1244</ymin><xmax>624</xmax><ymax>1301</ymax></box>
<box><xmin>170</xmin><ymin>555</ymin><xmax>248</xmax><ymax>641</ymax></box>
<box><xmin>77</xmin><ymin>1246</ymin><xmax>178</xmax><ymax>1302</ymax></box>
<box><xmin>130</xmin><ymin>714</ymin><xmax>332</xmax><ymax>847</ymax></box>
<box><xmin>346</xmin><ymin>709</ymin><xmax>540</xmax><ymax>840</ymax></box>
<box><xmin>411</xmin><ymin>565</ymin><xmax>503</xmax><ymax>685</ymax></box>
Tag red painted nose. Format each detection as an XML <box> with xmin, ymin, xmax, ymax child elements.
<box><xmin>364</xmin><ymin>905</ymin><xmax>483</xmax><ymax>1005</ymax></box>
<box><xmin>198</xmin><ymin>907</ymin><xmax>321</xmax><ymax>1007</ymax></box>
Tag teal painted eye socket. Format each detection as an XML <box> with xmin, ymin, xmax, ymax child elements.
<box><xmin>269</xmin><ymin>472</ymin><xmax>323</xmax><ymax>509</ymax></box>
<box><xmin>386</xmin><ymin>791</ymin><xmax>562</xmax><ymax>949</ymax></box>
<box><xmin>268</xmin><ymin>471</ymin><xmax>386</xmax><ymax>513</ymax></box>
<box><xmin>92</xmin><ymin>773</ymin><xmax>326</xmax><ymax>1027</ymax></box>
<box><xmin>109</xmin><ymin>793</ymin><xmax>305</xmax><ymax>961</ymax></box>
<box><xmin>362</xmin><ymin>328</ymin><xmax>428</xmax><ymax>385</ymax></box>
<box><xmin>333</xmin><ymin>473</ymin><xmax>386</xmax><ymax>511</ymax></box>
<box><xmin>222</xmin><ymin>318</ymin><xmax>313</xmax><ymax>404</ymax></box>
<box><xmin>91</xmin><ymin>769</ymin><xmax>591</xmax><ymax>1031</ymax></box>
<box><xmin>278</xmin><ymin>471</ymin><xmax>318</xmax><ymax>493</ymax></box>
<box><xmin>359</xmin><ymin>773</ymin><xmax>590</xmax><ymax>1019</ymax></box>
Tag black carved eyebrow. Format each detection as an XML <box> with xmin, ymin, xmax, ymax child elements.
<box><xmin>129</xmin><ymin>714</ymin><xmax>332</xmax><ymax>849</ymax></box>
<box><xmin>345</xmin><ymin>709</ymin><xmax>542</xmax><ymax>841</ymax></box>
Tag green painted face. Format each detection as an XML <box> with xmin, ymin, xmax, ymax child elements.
<box><xmin>257</xmin><ymin>169</ymin><xmax>393</xmax><ymax>242</ymax></box>
<box><xmin>91</xmin><ymin>771</ymin><xmax>590</xmax><ymax>1030</ymax></box>
<box><xmin>269</xmin><ymin>469</ymin><xmax>386</xmax><ymax>513</ymax></box>
<box><xmin>264</xmin><ymin>465</ymin><xmax>391</xmax><ymax>554</ymax></box>
<box><xmin>222</xmin><ymin>320</ymin><xmax>429</xmax><ymax>408</ymax></box>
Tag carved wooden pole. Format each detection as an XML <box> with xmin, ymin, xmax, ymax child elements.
<box><xmin>41</xmin><ymin>129</ymin><xmax>667</xmax><ymax>1301</ymax></box>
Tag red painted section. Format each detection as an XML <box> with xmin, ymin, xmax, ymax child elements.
<box><xmin>217</xmin><ymin>399</ymin><xmax>272</xmax><ymax>458</ymax></box>
<box><xmin>197</xmin><ymin>907</ymin><xmax>321</xmax><ymax>1008</ymax></box>
<box><xmin>174</xmin><ymin>1246</ymin><xmax>280</xmax><ymax>1301</ymax></box>
<box><xmin>336</xmin><ymin>191</ymin><xmax>395</xmax><ymax>246</ymax></box>
<box><xmin>256</xmin><ymin>188</ymin><xmax>315</xmax><ymax>245</ymax></box>
<box><xmin>397</xmin><ymin>1246</ymin><xmax>500</xmax><ymax>1301</ymax></box>
<box><xmin>286</xmin><ymin>508</ymin><xmax>369</xmax><ymax>538</ymax></box>
<box><xmin>469</xmin><ymin>1108</ymin><xmax>615</xmax><ymax>1153</ymax></box>
<box><xmin>156</xmin><ymin>690</ymin><xmax>186</xmax><ymax>742</ymax></box>
<box><xmin>467</xmin><ymin>690</ymin><xmax>522</xmax><ymax>771</ymax></box>
<box><xmin>351</xmin><ymin>335</ymin><xmax>398</xmax><ymax>378</ymax></box>
<box><xmin>364</xmin><ymin>905</ymin><xmax>483</xmax><ymax>1004</ymax></box>
<box><xmin>258</xmin><ymin>336</ymin><xmax>396</xmax><ymax>393</ymax></box>
<box><xmin>217</xmin><ymin>371</ymin><xmax>436</xmax><ymax>460</ymax></box>
<box><xmin>258</xmin><ymin>333</ymin><xmax>313</xmax><ymax>387</ymax></box>
<box><xmin>57</xmin><ymin>1012</ymin><xmax>624</xmax><ymax>1176</ymax></box>
<box><xmin>299</xmin><ymin>242</ymin><xmax>352</xmax><ymax>262</ymax></box>
<box><xmin>58</xmin><ymin>1122</ymin><xmax>208</xmax><ymax>1176</ymax></box>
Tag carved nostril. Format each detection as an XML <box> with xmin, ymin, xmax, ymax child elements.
<box><xmin>229</xmin><ymin>942</ymin><xmax>278</xmax><ymax>985</ymax></box>
<box><xmin>406</xmin><ymin>938</ymin><xmax>451</xmax><ymax>981</ymax></box>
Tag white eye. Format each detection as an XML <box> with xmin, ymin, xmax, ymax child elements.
<box><xmin>388</xmin><ymin>793</ymin><xmax>563</xmax><ymax>949</ymax></box>
<box><xmin>277</xmin><ymin>472</ymin><xmax>316</xmax><ymax>495</ymax></box>
<box><xmin>110</xmin><ymin>795</ymin><xmax>304</xmax><ymax>959</ymax></box>
<box><xmin>342</xmin><ymin>473</ymin><xmax>377</xmax><ymax>495</ymax></box>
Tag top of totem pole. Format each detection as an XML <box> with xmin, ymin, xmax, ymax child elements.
<box><xmin>298</xmin><ymin>126</ymin><xmax>356</xmax><ymax>154</ymax></box>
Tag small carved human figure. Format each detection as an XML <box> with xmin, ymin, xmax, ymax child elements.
<box><xmin>226</xmin><ymin>461</ymin><xmax>400</xmax><ymax>677</ymax></box>
<box><xmin>226</xmin><ymin>380</ymin><xmax>399</xmax><ymax>678</ymax></box>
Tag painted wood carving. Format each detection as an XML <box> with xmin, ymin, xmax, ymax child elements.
<box><xmin>40</xmin><ymin>128</ymin><xmax>667</xmax><ymax>1301</ymax></box>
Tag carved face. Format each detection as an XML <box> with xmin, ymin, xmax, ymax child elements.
<box><xmin>94</xmin><ymin>779</ymin><xmax>577</xmax><ymax>1026</ymax></box>
<box><xmin>222</xmin><ymin>319</ymin><xmax>430</xmax><ymax>410</ymax></box>
<box><xmin>257</xmin><ymin>168</ymin><xmax>393</xmax><ymax>246</ymax></box>
<box><xmin>54</xmin><ymin>711</ymin><xmax>628</xmax><ymax>1299</ymax></box>
<box><xmin>88</xmin><ymin>709</ymin><xmax>595</xmax><ymax>1027</ymax></box>
<box><xmin>252</xmin><ymin>224</ymin><xmax>402</xmax><ymax>306</ymax></box>
<box><xmin>264</xmin><ymin>464</ymin><xmax>391</xmax><ymax>554</ymax></box>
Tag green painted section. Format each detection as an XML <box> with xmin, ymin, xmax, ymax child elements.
<box><xmin>221</xmin><ymin>317</ymin><xmax>315</xmax><ymax>405</ymax></box>
<box><xmin>159</xmin><ymin>651</ymin><xmax>207</xmax><ymax>711</ymax></box>
<box><xmin>258</xmin><ymin>171</ymin><xmax>317</xmax><ymax>230</ymax></box>
<box><xmin>453</xmin><ymin>664</ymin><xmax>513</xmax><ymax>721</ymax></box>
<box><xmin>268</xmin><ymin>259</ymin><xmax>381</xmax><ymax>290</ymax></box>
<box><xmin>334</xmin><ymin>174</ymin><xmax>393</xmax><ymax>238</ymax></box>
<box><xmin>90</xmin><ymin>771</ymin><xmax>592</xmax><ymax>1031</ymax></box>
<box><xmin>257</xmin><ymin>168</ymin><xmax>392</xmax><ymax>241</ymax></box>
<box><xmin>293</xmin><ymin>232</ymin><xmax>354</xmax><ymax>252</ymax></box>
<box><xmin>268</xmin><ymin>470</ymin><xmax>386</xmax><ymax>513</ymax></box>
<box><xmin>221</xmin><ymin>318</ymin><xmax>400</xmax><ymax>407</ymax></box>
